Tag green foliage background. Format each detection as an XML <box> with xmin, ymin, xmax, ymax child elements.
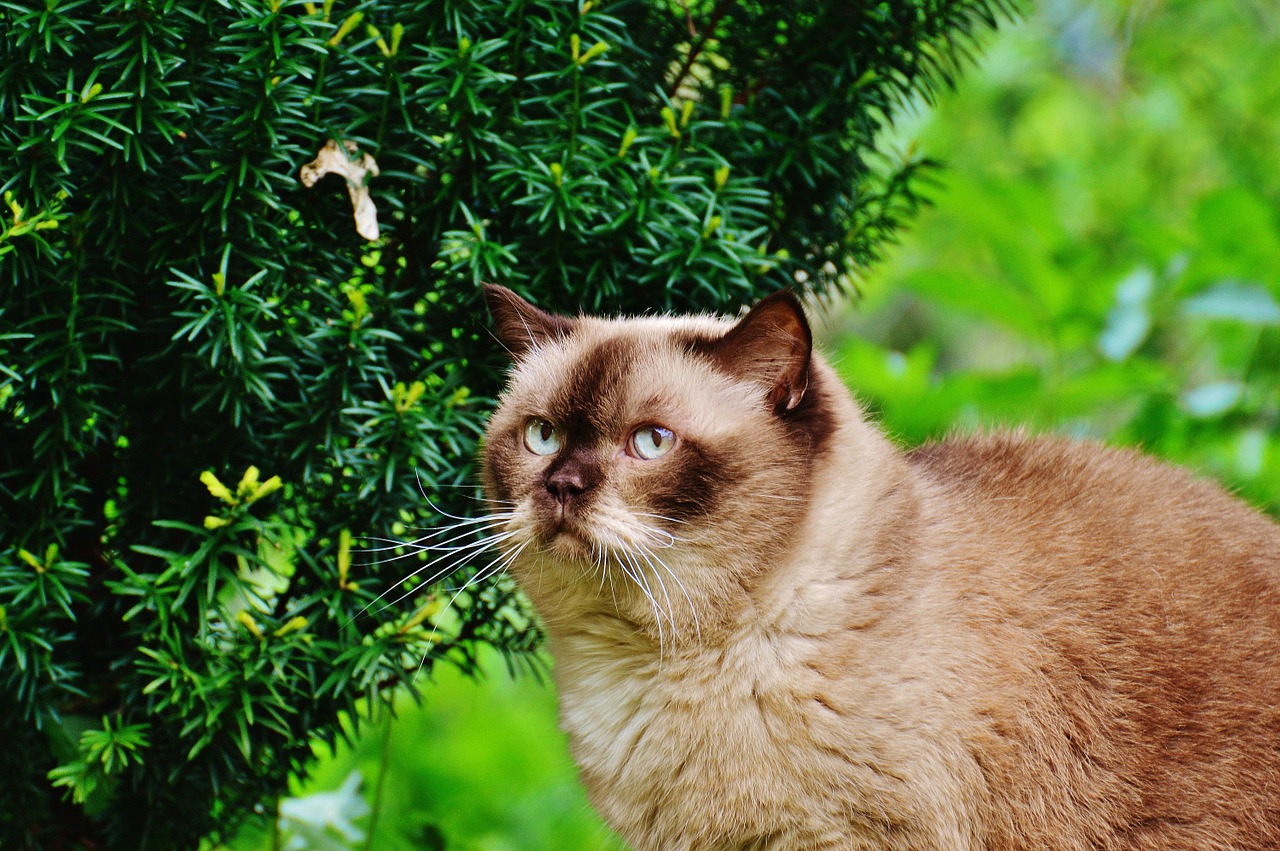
<box><xmin>219</xmin><ymin>1</ymin><xmax>1280</xmax><ymax>848</ymax></box>
<box><xmin>841</xmin><ymin>0</ymin><xmax>1280</xmax><ymax>515</ymax></box>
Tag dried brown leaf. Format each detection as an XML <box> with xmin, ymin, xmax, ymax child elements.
<box><xmin>300</xmin><ymin>139</ymin><xmax>381</xmax><ymax>241</ymax></box>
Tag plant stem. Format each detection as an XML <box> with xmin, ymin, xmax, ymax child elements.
<box><xmin>665</xmin><ymin>0</ymin><xmax>734</xmax><ymax>100</ymax></box>
<box><xmin>363</xmin><ymin>704</ymin><xmax>395</xmax><ymax>851</ymax></box>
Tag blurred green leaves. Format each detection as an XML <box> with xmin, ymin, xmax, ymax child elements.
<box><xmin>843</xmin><ymin>0</ymin><xmax>1280</xmax><ymax>512</ymax></box>
<box><xmin>226</xmin><ymin>652</ymin><xmax>626</xmax><ymax>851</ymax></box>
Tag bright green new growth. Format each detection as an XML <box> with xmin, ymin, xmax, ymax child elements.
<box><xmin>0</xmin><ymin>1</ymin><xmax>1015</xmax><ymax>847</ymax></box>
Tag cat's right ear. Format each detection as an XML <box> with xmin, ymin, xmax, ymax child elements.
<box><xmin>482</xmin><ymin>284</ymin><xmax>576</xmax><ymax>359</ymax></box>
<box><xmin>707</xmin><ymin>291</ymin><xmax>813</xmax><ymax>413</ymax></box>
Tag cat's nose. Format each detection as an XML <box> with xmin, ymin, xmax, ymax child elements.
<box><xmin>546</xmin><ymin>468</ymin><xmax>588</xmax><ymax>506</ymax></box>
<box><xmin>544</xmin><ymin>451</ymin><xmax>602</xmax><ymax>509</ymax></box>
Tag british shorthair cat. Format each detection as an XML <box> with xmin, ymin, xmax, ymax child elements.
<box><xmin>478</xmin><ymin>284</ymin><xmax>1280</xmax><ymax>850</ymax></box>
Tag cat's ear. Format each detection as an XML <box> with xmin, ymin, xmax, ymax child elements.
<box><xmin>710</xmin><ymin>291</ymin><xmax>812</xmax><ymax>412</ymax></box>
<box><xmin>482</xmin><ymin>284</ymin><xmax>576</xmax><ymax>359</ymax></box>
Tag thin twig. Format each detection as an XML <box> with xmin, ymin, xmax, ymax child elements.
<box><xmin>363</xmin><ymin>705</ymin><xmax>395</xmax><ymax>851</ymax></box>
<box><xmin>665</xmin><ymin>0</ymin><xmax>735</xmax><ymax>100</ymax></box>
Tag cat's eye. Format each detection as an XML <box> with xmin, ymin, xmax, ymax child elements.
<box><xmin>629</xmin><ymin>425</ymin><xmax>677</xmax><ymax>460</ymax></box>
<box><xmin>523</xmin><ymin>418</ymin><xmax>562</xmax><ymax>456</ymax></box>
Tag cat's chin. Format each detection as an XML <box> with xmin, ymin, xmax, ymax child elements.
<box><xmin>545</xmin><ymin>527</ymin><xmax>593</xmax><ymax>560</ymax></box>
<box><xmin>537</xmin><ymin>520</ymin><xmax>596</xmax><ymax>561</ymax></box>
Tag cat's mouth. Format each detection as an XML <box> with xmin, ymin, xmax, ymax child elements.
<box><xmin>539</xmin><ymin>512</ymin><xmax>596</xmax><ymax>559</ymax></box>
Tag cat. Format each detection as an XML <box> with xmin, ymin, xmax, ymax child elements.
<box><xmin>478</xmin><ymin>283</ymin><xmax>1280</xmax><ymax>851</ymax></box>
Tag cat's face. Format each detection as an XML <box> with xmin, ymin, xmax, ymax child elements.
<box><xmin>481</xmin><ymin>286</ymin><xmax>830</xmax><ymax>642</ymax></box>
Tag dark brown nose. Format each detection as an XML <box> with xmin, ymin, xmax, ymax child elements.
<box><xmin>546</xmin><ymin>467</ymin><xmax>586</xmax><ymax>506</ymax></box>
<box><xmin>544</xmin><ymin>455</ymin><xmax>600</xmax><ymax>507</ymax></box>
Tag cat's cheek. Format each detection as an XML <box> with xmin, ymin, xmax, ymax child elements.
<box><xmin>481</xmin><ymin>423</ymin><xmax>540</xmax><ymax>508</ymax></box>
<box><xmin>638</xmin><ymin>442</ymin><xmax>740</xmax><ymax>522</ymax></box>
<box><xmin>481</xmin><ymin>446</ymin><xmax>517</xmax><ymax>505</ymax></box>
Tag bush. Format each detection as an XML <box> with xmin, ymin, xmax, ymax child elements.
<box><xmin>0</xmin><ymin>0</ymin><xmax>1014</xmax><ymax>846</ymax></box>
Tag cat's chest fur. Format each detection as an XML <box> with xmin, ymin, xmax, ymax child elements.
<box><xmin>552</xmin><ymin>617</ymin><xmax>980</xmax><ymax>851</ymax></box>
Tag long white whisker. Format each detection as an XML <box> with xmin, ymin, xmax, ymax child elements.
<box><xmin>616</xmin><ymin>543</ymin><xmax>667</xmax><ymax>649</ymax></box>
<box><xmin>343</xmin><ymin>529</ymin><xmax>518</xmax><ymax>626</ymax></box>
<box><xmin>637</xmin><ymin>540</ymin><xmax>701</xmax><ymax>642</ymax></box>
<box><xmin>431</xmin><ymin>543</ymin><xmax>527</xmax><ymax>625</ymax></box>
<box><xmin>362</xmin><ymin>527</ymin><xmax>517</xmax><ymax>572</ymax></box>
<box><xmin>358</xmin><ymin>513</ymin><xmax>518</xmax><ymax>552</ymax></box>
<box><xmin>638</xmin><ymin>526</ymin><xmax>679</xmax><ymax>548</ymax></box>
<box><xmin>362</xmin><ymin>521</ymin><xmax>518</xmax><ymax>558</ymax></box>
<box><xmin>458</xmin><ymin>497</ymin><xmax>518</xmax><ymax>509</ymax></box>
<box><xmin>593</xmin><ymin>540</ymin><xmax>619</xmax><ymax>608</ymax></box>
<box><xmin>418</xmin><ymin>538</ymin><xmax>531</xmax><ymax>669</ymax></box>
<box><xmin>423</xmin><ymin>497</ymin><xmax>509</xmax><ymax>524</ymax></box>
<box><xmin>371</xmin><ymin>530</ymin><xmax>519</xmax><ymax>609</ymax></box>
<box><xmin>631</xmin><ymin>542</ymin><xmax>677</xmax><ymax>640</ymax></box>
<box><xmin>417</xmin><ymin>482</ymin><xmax>517</xmax><ymax>505</ymax></box>
<box><xmin>591</xmin><ymin>540</ymin><xmax>609</xmax><ymax>595</ymax></box>
<box><xmin>611</xmin><ymin>545</ymin><xmax>665</xmax><ymax>644</ymax></box>
<box><xmin>635</xmin><ymin>512</ymin><xmax>690</xmax><ymax>526</ymax></box>
<box><xmin>406</xmin><ymin>510</ymin><xmax>519</xmax><ymax>529</ymax></box>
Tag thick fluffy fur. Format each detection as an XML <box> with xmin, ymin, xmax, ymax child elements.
<box><xmin>480</xmin><ymin>286</ymin><xmax>1280</xmax><ymax>851</ymax></box>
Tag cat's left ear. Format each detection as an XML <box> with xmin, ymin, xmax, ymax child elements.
<box><xmin>482</xmin><ymin>284</ymin><xmax>577</xmax><ymax>359</ymax></box>
<box><xmin>710</xmin><ymin>291</ymin><xmax>812</xmax><ymax>412</ymax></box>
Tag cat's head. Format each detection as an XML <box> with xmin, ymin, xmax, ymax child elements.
<box><xmin>480</xmin><ymin>286</ymin><xmax>835</xmax><ymax>642</ymax></box>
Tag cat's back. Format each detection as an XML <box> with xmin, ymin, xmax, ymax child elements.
<box><xmin>908</xmin><ymin>430</ymin><xmax>1280</xmax><ymax>579</ymax></box>
<box><xmin>903</xmin><ymin>431</ymin><xmax>1280</xmax><ymax>850</ymax></box>
<box><xmin>905</xmin><ymin>429</ymin><xmax>1280</xmax><ymax>689</ymax></box>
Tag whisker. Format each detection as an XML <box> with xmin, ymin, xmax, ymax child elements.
<box><xmin>611</xmin><ymin>547</ymin><xmax>660</xmax><ymax>644</ymax></box>
<box><xmin>422</xmin><ymin>497</ymin><xmax>508</xmax><ymax>524</ymax></box>
<box><xmin>418</xmin><ymin>538</ymin><xmax>532</xmax><ymax>668</ymax></box>
<box><xmin>343</xmin><ymin>529</ymin><xmax>519</xmax><ymax>626</ymax></box>
<box><xmin>616</xmin><ymin>543</ymin><xmax>670</xmax><ymax>650</ymax></box>
<box><xmin>637</xmin><ymin>541</ymin><xmax>701</xmax><ymax>642</ymax></box>
<box><xmin>592</xmin><ymin>541</ymin><xmax>609</xmax><ymax>595</ymax></box>
<box><xmin>461</xmin><ymin>497</ymin><xmax>519</xmax><ymax>509</ymax></box>
<box><xmin>417</xmin><ymin>482</ymin><xmax>514</xmax><ymax>500</ymax></box>
<box><xmin>355</xmin><ymin>522</ymin><xmax>514</xmax><ymax>560</ymax></box>
<box><xmin>358</xmin><ymin>529</ymin><xmax>513</xmax><ymax>569</ymax></box>
<box><xmin>360</xmin><ymin>520</ymin><xmax>517</xmax><ymax>558</ymax></box>
<box><xmin>592</xmin><ymin>540</ymin><xmax>620</xmax><ymax>608</ymax></box>
<box><xmin>636</xmin><ymin>544</ymin><xmax>679</xmax><ymax>648</ymax></box>
<box><xmin>375</xmin><ymin>531</ymin><xmax>518</xmax><ymax>603</ymax></box>
<box><xmin>411</xmin><ymin>486</ymin><xmax>517</xmax><ymax>513</ymax></box>
<box><xmin>358</xmin><ymin>513</ymin><xmax>518</xmax><ymax>551</ymax></box>
<box><xmin>638</xmin><ymin>526</ymin><xmax>679</xmax><ymax>548</ymax></box>
<box><xmin>635</xmin><ymin>512</ymin><xmax>690</xmax><ymax>526</ymax></box>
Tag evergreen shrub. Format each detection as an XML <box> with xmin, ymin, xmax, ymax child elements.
<box><xmin>0</xmin><ymin>0</ymin><xmax>1013</xmax><ymax>846</ymax></box>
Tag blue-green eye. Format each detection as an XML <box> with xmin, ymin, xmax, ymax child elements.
<box><xmin>629</xmin><ymin>425</ymin><xmax>676</xmax><ymax>460</ymax></box>
<box><xmin>523</xmin><ymin>418</ymin><xmax>562</xmax><ymax>456</ymax></box>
